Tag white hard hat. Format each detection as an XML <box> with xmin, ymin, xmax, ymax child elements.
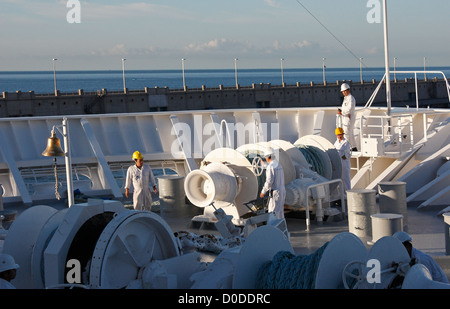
<box><xmin>263</xmin><ymin>152</ymin><xmax>274</xmax><ymax>158</ymax></box>
<box><xmin>392</xmin><ymin>231</ymin><xmax>412</xmax><ymax>243</ymax></box>
<box><xmin>340</xmin><ymin>83</ymin><xmax>350</xmax><ymax>92</ymax></box>
<box><xmin>0</xmin><ymin>254</ymin><xmax>19</xmax><ymax>273</ymax></box>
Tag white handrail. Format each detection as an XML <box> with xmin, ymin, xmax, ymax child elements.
<box><xmin>364</xmin><ymin>70</ymin><xmax>450</xmax><ymax>110</ymax></box>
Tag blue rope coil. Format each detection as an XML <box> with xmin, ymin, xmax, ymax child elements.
<box><xmin>297</xmin><ymin>145</ymin><xmax>325</xmax><ymax>177</ymax></box>
<box><xmin>256</xmin><ymin>242</ymin><xmax>329</xmax><ymax>289</ymax></box>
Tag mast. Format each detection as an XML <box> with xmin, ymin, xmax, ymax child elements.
<box><xmin>383</xmin><ymin>0</ymin><xmax>392</xmax><ymax>116</ymax></box>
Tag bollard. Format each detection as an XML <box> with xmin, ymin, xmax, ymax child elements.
<box><xmin>347</xmin><ymin>189</ymin><xmax>379</xmax><ymax>239</ymax></box>
<box><xmin>158</xmin><ymin>175</ymin><xmax>185</xmax><ymax>213</ymax></box>
<box><xmin>444</xmin><ymin>213</ymin><xmax>450</xmax><ymax>256</ymax></box>
<box><xmin>370</xmin><ymin>213</ymin><xmax>403</xmax><ymax>244</ymax></box>
<box><xmin>378</xmin><ymin>181</ymin><xmax>408</xmax><ymax>232</ymax></box>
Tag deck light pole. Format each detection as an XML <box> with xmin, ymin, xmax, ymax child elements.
<box><xmin>122</xmin><ymin>58</ymin><xmax>127</xmax><ymax>93</ymax></box>
<box><xmin>394</xmin><ymin>57</ymin><xmax>397</xmax><ymax>80</ymax></box>
<box><xmin>360</xmin><ymin>58</ymin><xmax>364</xmax><ymax>83</ymax></box>
<box><xmin>281</xmin><ymin>58</ymin><xmax>285</xmax><ymax>85</ymax></box>
<box><xmin>182</xmin><ymin>58</ymin><xmax>186</xmax><ymax>90</ymax></box>
<box><xmin>322</xmin><ymin>58</ymin><xmax>326</xmax><ymax>85</ymax></box>
<box><xmin>52</xmin><ymin>58</ymin><xmax>58</xmax><ymax>96</ymax></box>
<box><xmin>424</xmin><ymin>57</ymin><xmax>427</xmax><ymax>80</ymax></box>
<box><xmin>234</xmin><ymin>58</ymin><xmax>239</xmax><ymax>89</ymax></box>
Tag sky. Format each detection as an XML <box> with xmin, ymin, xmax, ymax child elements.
<box><xmin>1</xmin><ymin>0</ymin><xmax>450</xmax><ymax>71</ymax></box>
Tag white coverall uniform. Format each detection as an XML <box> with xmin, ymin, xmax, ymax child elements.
<box><xmin>0</xmin><ymin>278</ymin><xmax>16</xmax><ymax>289</ymax></box>
<box><xmin>340</xmin><ymin>94</ymin><xmax>357</xmax><ymax>148</ymax></box>
<box><xmin>334</xmin><ymin>137</ymin><xmax>352</xmax><ymax>193</ymax></box>
<box><xmin>261</xmin><ymin>160</ymin><xmax>286</xmax><ymax>219</ymax></box>
<box><xmin>125</xmin><ymin>164</ymin><xmax>157</xmax><ymax>211</ymax></box>
<box><xmin>412</xmin><ymin>248</ymin><xmax>449</xmax><ymax>283</ymax></box>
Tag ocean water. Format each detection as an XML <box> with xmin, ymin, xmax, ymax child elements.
<box><xmin>1</xmin><ymin>67</ymin><xmax>449</xmax><ymax>94</ymax></box>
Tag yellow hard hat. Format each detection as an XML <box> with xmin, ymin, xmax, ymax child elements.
<box><xmin>132</xmin><ymin>151</ymin><xmax>143</xmax><ymax>160</ymax></box>
<box><xmin>335</xmin><ymin>127</ymin><xmax>344</xmax><ymax>135</ymax></box>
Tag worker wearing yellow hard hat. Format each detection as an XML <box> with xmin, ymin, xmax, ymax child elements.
<box><xmin>334</xmin><ymin>127</ymin><xmax>352</xmax><ymax>194</ymax></box>
<box><xmin>125</xmin><ymin>151</ymin><xmax>158</xmax><ymax>211</ymax></box>
<box><xmin>132</xmin><ymin>151</ymin><xmax>143</xmax><ymax>160</ymax></box>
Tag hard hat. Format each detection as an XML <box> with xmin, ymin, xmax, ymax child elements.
<box><xmin>0</xmin><ymin>254</ymin><xmax>19</xmax><ymax>273</ymax></box>
<box><xmin>340</xmin><ymin>83</ymin><xmax>350</xmax><ymax>92</ymax></box>
<box><xmin>335</xmin><ymin>127</ymin><xmax>345</xmax><ymax>135</ymax></box>
<box><xmin>132</xmin><ymin>151</ymin><xmax>143</xmax><ymax>160</ymax></box>
<box><xmin>392</xmin><ymin>231</ymin><xmax>412</xmax><ymax>243</ymax></box>
<box><xmin>263</xmin><ymin>152</ymin><xmax>273</xmax><ymax>158</ymax></box>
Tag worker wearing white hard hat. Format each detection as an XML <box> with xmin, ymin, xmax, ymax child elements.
<box><xmin>337</xmin><ymin>83</ymin><xmax>357</xmax><ymax>151</ymax></box>
<box><xmin>0</xmin><ymin>253</ymin><xmax>19</xmax><ymax>289</ymax></box>
<box><xmin>392</xmin><ymin>231</ymin><xmax>449</xmax><ymax>284</ymax></box>
<box><xmin>259</xmin><ymin>152</ymin><xmax>286</xmax><ymax>219</ymax></box>
<box><xmin>125</xmin><ymin>151</ymin><xmax>158</xmax><ymax>211</ymax></box>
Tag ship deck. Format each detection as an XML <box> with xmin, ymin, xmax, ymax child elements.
<box><xmin>4</xmin><ymin>195</ymin><xmax>449</xmax><ymax>283</ymax></box>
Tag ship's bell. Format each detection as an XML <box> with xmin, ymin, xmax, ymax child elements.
<box><xmin>42</xmin><ymin>131</ymin><xmax>65</xmax><ymax>157</ymax></box>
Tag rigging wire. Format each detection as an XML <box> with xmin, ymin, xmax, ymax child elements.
<box><xmin>295</xmin><ymin>0</ymin><xmax>378</xmax><ymax>79</ymax></box>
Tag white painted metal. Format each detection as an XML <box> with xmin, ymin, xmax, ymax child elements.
<box><xmin>378</xmin><ymin>181</ymin><xmax>408</xmax><ymax>231</ymax></box>
<box><xmin>382</xmin><ymin>0</ymin><xmax>392</xmax><ymax>116</ymax></box>
<box><xmin>443</xmin><ymin>213</ymin><xmax>450</xmax><ymax>255</ymax></box>
<box><xmin>0</xmin><ymin>130</ymin><xmax>32</xmax><ymax>205</ymax></box>
<box><xmin>2</xmin><ymin>205</ymin><xmax>57</xmax><ymax>288</ymax></box>
<box><xmin>402</xmin><ymin>264</ymin><xmax>450</xmax><ymax>289</ymax></box>
<box><xmin>0</xmin><ymin>107</ymin><xmax>448</xmax><ymax>206</ymax></box>
<box><xmin>62</xmin><ymin>118</ymin><xmax>75</xmax><ymax>207</ymax></box>
<box><xmin>169</xmin><ymin>115</ymin><xmax>198</xmax><ymax>172</ymax></box>
<box><xmin>80</xmin><ymin>118</ymin><xmax>123</xmax><ymax>199</ymax></box>
<box><xmin>347</xmin><ymin>189</ymin><xmax>378</xmax><ymax>238</ymax></box>
<box><xmin>43</xmin><ymin>199</ymin><xmax>126</xmax><ymax>288</ymax></box>
<box><xmin>157</xmin><ymin>175</ymin><xmax>185</xmax><ymax>212</ymax></box>
<box><xmin>315</xmin><ymin>232</ymin><xmax>367</xmax><ymax>289</ymax></box>
<box><xmin>370</xmin><ymin>213</ymin><xmax>403</xmax><ymax>243</ymax></box>
<box><xmin>232</xmin><ymin>225</ymin><xmax>293</xmax><ymax>289</ymax></box>
<box><xmin>89</xmin><ymin>210</ymin><xmax>180</xmax><ymax>289</ymax></box>
<box><xmin>362</xmin><ymin>236</ymin><xmax>410</xmax><ymax>289</ymax></box>
<box><xmin>184</xmin><ymin>163</ymin><xmax>238</xmax><ymax>208</ymax></box>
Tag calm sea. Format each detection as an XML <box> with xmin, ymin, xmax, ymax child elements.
<box><xmin>1</xmin><ymin>67</ymin><xmax>449</xmax><ymax>94</ymax></box>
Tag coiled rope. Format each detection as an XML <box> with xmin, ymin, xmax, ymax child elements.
<box><xmin>296</xmin><ymin>145</ymin><xmax>325</xmax><ymax>178</ymax></box>
<box><xmin>256</xmin><ymin>242</ymin><xmax>329</xmax><ymax>289</ymax></box>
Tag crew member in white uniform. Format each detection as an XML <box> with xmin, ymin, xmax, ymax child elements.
<box><xmin>393</xmin><ymin>231</ymin><xmax>449</xmax><ymax>284</ymax></box>
<box><xmin>337</xmin><ymin>83</ymin><xmax>357</xmax><ymax>150</ymax></box>
<box><xmin>125</xmin><ymin>151</ymin><xmax>158</xmax><ymax>211</ymax></box>
<box><xmin>334</xmin><ymin>127</ymin><xmax>352</xmax><ymax>193</ymax></box>
<box><xmin>0</xmin><ymin>254</ymin><xmax>19</xmax><ymax>289</ymax></box>
<box><xmin>259</xmin><ymin>152</ymin><xmax>286</xmax><ymax>219</ymax></box>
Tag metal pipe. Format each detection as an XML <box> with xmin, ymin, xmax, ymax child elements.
<box><xmin>382</xmin><ymin>0</ymin><xmax>392</xmax><ymax>116</ymax></box>
<box><xmin>63</xmin><ymin>118</ymin><xmax>74</xmax><ymax>207</ymax></box>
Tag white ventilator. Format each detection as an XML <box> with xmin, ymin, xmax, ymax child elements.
<box><xmin>184</xmin><ymin>137</ymin><xmax>345</xmax><ymax>227</ymax></box>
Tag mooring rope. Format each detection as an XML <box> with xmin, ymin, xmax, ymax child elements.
<box><xmin>256</xmin><ymin>242</ymin><xmax>329</xmax><ymax>289</ymax></box>
<box><xmin>296</xmin><ymin>145</ymin><xmax>325</xmax><ymax>177</ymax></box>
